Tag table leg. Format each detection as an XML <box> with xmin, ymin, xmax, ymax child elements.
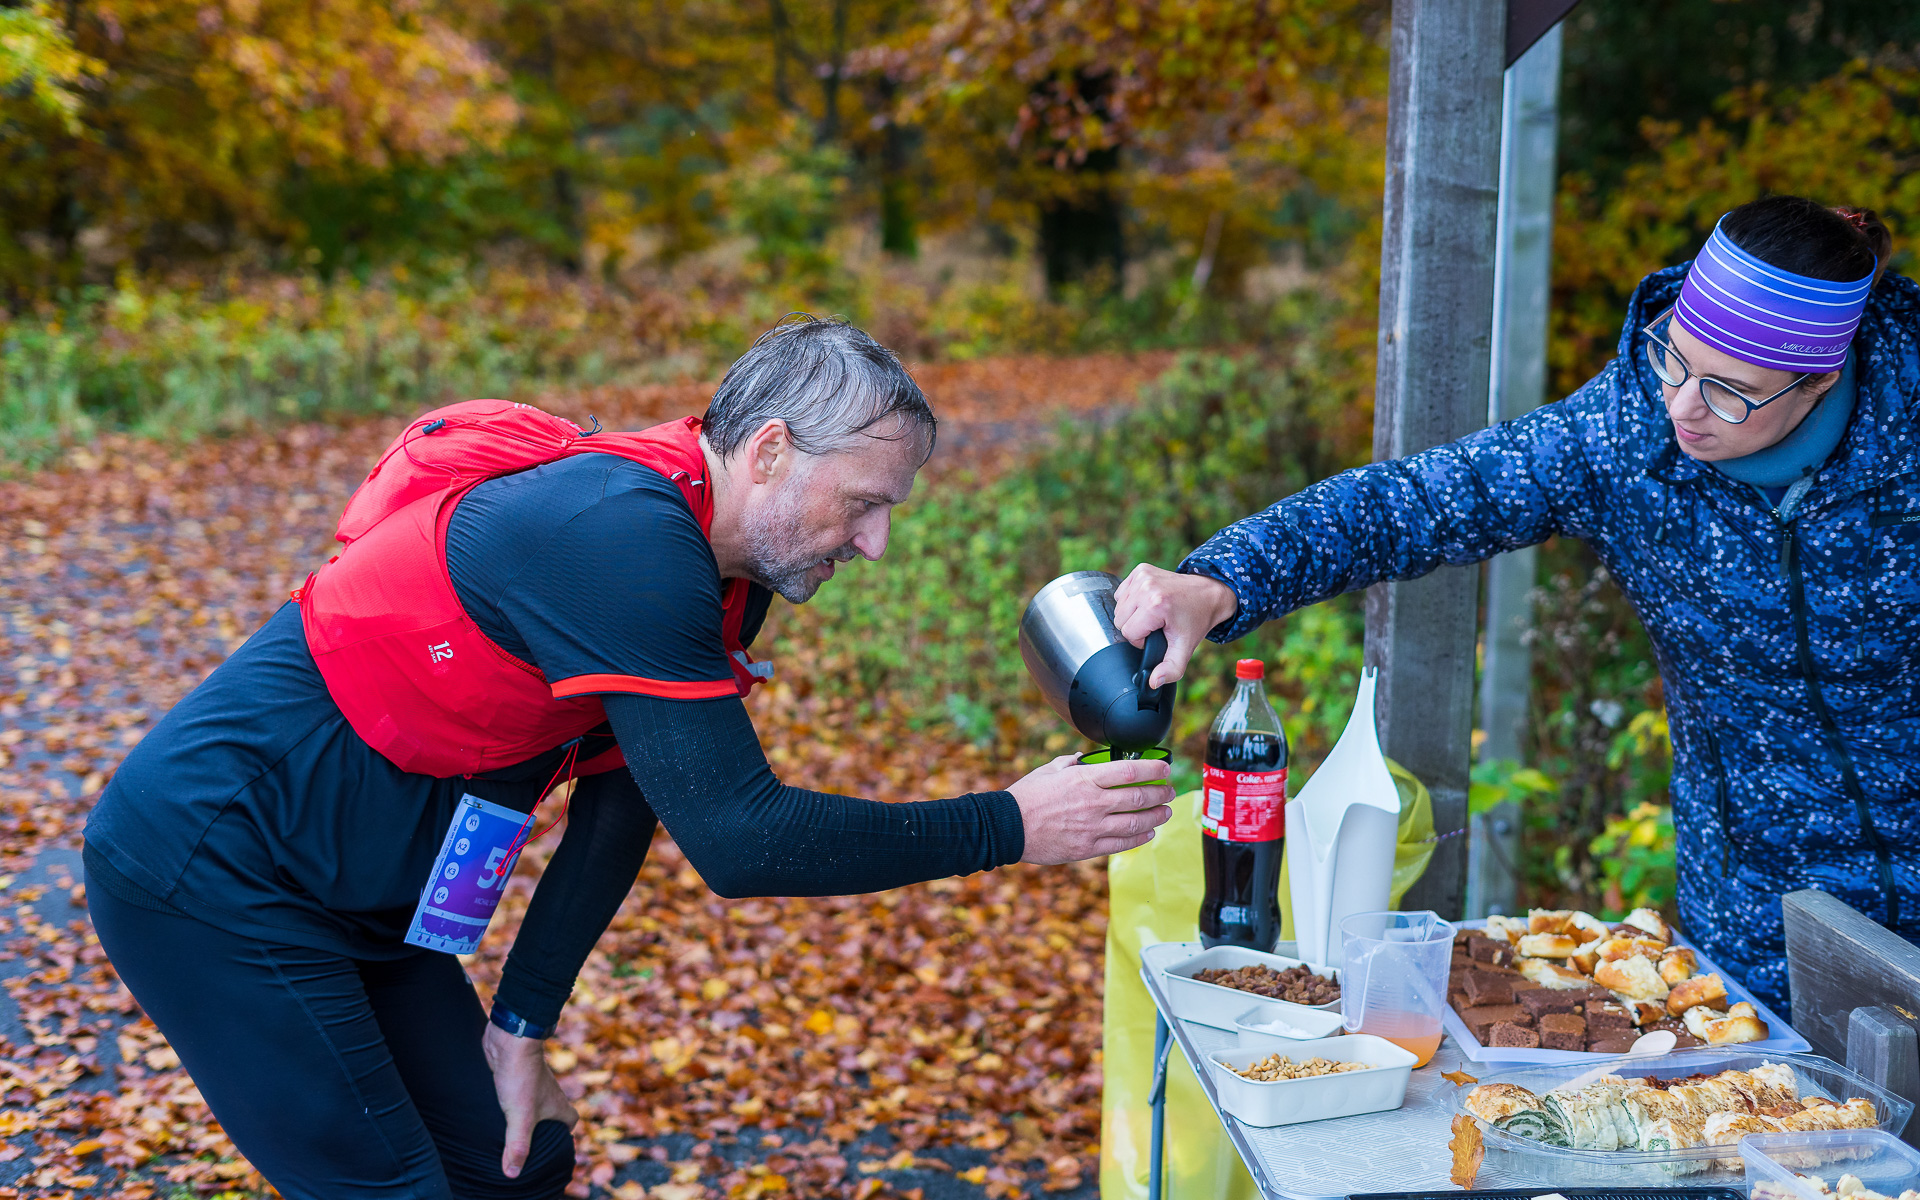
<box><xmin>1149</xmin><ymin>1011</ymin><xmax>1170</xmax><ymax>1200</ymax></box>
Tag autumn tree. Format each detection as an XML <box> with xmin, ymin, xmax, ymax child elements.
<box><xmin>0</xmin><ymin>0</ymin><xmax>515</xmax><ymax>291</ymax></box>
<box><xmin>864</xmin><ymin>0</ymin><xmax>1390</xmax><ymax>290</ymax></box>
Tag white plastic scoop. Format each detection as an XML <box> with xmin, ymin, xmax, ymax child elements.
<box><xmin>1552</xmin><ymin>1029</ymin><xmax>1679</xmax><ymax>1093</ymax></box>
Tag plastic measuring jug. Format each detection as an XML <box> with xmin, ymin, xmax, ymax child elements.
<box><xmin>1338</xmin><ymin>909</ymin><xmax>1455</xmax><ymax>1068</ymax></box>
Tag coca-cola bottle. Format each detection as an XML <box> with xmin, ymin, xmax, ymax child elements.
<box><xmin>1198</xmin><ymin>658</ymin><xmax>1288</xmax><ymax>950</ymax></box>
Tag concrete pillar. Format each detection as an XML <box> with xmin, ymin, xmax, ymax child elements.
<box><xmin>1366</xmin><ymin>0</ymin><xmax>1507</xmax><ymax>921</ymax></box>
<box><xmin>1468</xmin><ymin>24</ymin><xmax>1563</xmax><ymax>918</ymax></box>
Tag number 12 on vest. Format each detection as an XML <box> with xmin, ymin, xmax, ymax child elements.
<box><xmin>405</xmin><ymin>795</ymin><xmax>530</xmax><ymax>955</ymax></box>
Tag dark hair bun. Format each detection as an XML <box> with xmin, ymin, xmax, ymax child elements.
<box><xmin>1720</xmin><ymin>195</ymin><xmax>1891</xmax><ymax>287</ymax></box>
<box><xmin>1832</xmin><ymin>207</ymin><xmax>1893</xmax><ymax>282</ymax></box>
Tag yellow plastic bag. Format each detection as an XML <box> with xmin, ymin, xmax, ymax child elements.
<box><xmin>1099</xmin><ymin>760</ymin><xmax>1435</xmax><ymax>1199</ymax></box>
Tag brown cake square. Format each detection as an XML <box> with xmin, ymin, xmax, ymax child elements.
<box><xmin>1450</xmin><ymin>989</ymin><xmax>1471</xmax><ymax>1014</ymax></box>
<box><xmin>1467</xmin><ymin>936</ymin><xmax>1514</xmax><ymax>966</ymax></box>
<box><xmin>1586</xmin><ymin>1001</ymin><xmax>1635</xmax><ymax>1035</ymax></box>
<box><xmin>1518</xmin><ymin>987</ymin><xmax>1580</xmax><ymax>1017</ymax></box>
<box><xmin>1463</xmin><ymin>972</ymin><xmax>1516</xmax><ymax>1007</ymax></box>
<box><xmin>1489</xmin><ymin>1021</ymin><xmax>1541</xmax><ymax>1048</ymax></box>
<box><xmin>1460</xmin><ymin>1004</ymin><xmax>1531</xmax><ymax>1042</ymax></box>
<box><xmin>1538</xmin><ymin>1012</ymin><xmax>1587</xmax><ymax>1051</ymax></box>
<box><xmin>1587</xmin><ymin>1033</ymin><xmax>1639</xmax><ymax>1055</ymax></box>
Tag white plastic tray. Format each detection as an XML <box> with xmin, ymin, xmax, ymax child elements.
<box><xmin>1205</xmin><ymin>1032</ymin><xmax>1417</xmax><ymax>1128</ymax></box>
<box><xmin>1155</xmin><ymin>943</ymin><xmax>1340</xmax><ymax>1031</ymax></box>
<box><xmin>1443</xmin><ymin>917</ymin><xmax>1810</xmax><ymax>1062</ymax></box>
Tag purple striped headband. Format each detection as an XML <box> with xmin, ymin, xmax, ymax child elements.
<box><xmin>1673</xmin><ymin>216</ymin><xmax>1875</xmax><ymax>373</ymax></box>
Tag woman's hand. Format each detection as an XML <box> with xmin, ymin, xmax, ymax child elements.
<box><xmin>483</xmin><ymin>1020</ymin><xmax>580</xmax><ymax>1178</ymax></box>
<box><xmin>1113</xmin><ymin>564</ymin><xmax>1238</xmax><ymax>687</ymax></box>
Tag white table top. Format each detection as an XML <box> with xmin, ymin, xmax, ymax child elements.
<box><xmin>1142</xmin><ymin>941</ymin><xmax>1609</xmax><ymax>1199</ymax></box>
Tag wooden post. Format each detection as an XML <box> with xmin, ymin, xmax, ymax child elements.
<box><xmin>1368</xmin><ymin>0</ymin><xmax>1508</xmax><ymax>920</ymax></box>
<box><xmin>1469</xmin><ymin>23</ymin><xmax>1562</xmax><ymax>919</ymax></box>
<box><xmin>1783</xmin><ymin>889</ymin><xmax>1920</xmax><ymax>1145</ymax></box>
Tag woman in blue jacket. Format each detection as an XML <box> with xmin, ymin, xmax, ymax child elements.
<box><xmin>1115</xmin><ymin>196</ymin><xmax>1913</xmax><ymax>1013</ymax></box>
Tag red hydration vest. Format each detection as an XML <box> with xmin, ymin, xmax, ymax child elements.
<box><xmin>294</xmin><ymin>400</ymin><xmax>768</xmax><ymax>779</ymax></box>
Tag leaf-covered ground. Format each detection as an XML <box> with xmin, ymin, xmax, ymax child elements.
<box><xmin>0</xmin><ymin>353</ymin><xmax>1174</xmax><ymax>1199</ymax></box>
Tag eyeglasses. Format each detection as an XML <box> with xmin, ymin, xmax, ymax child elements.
<box><xmin>1641</xmin><ymin>307</ymin><xmax>1808</xmax><ymax>425</ymax></box>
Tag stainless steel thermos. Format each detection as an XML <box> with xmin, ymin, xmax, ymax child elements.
<box><xmin>1018</xmin><ymin>571</ymin><xmax>1176</xmax><ymax>753</ymax></box>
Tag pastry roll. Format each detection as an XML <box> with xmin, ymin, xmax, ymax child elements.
<box><xmin>1569</xmin><ymin>911</ymin><xmax>1611</xmax><ymax>944</ymax></box>
<box><xmin>1465</xmin><ymin>1083</ymin><xmax>1546</xmax><ymax>1125</ymax></box>
<box><xmin>1659</xmin><ymin>947</ymin><xmax>1699</xmax><ymax>984</ymax></box>
<box><xmin>1517</xmin><ymin>957</ymin><xmax>1591</xmax><ymax>989</ymax></box>
<box><xmin>1518</xmin><ymin>933</ymin><xmax>1581</xmax><ymax>958</ymax></box>
<box><xmin>1624</xmin><ymin>907</ymin><xmax>1675</xmax><ymax>944</ymax></box>
<box><xmin>1595</xmin><ymin>954</ymin><xmax>1670</xmax><ymax>1001</ymax></box>
<box><xmin>1667</xmin><ymin>972</ymin><xmax>1728</xmax><ymax>1016</ymax></box>
<box><xmin>1529</xmin><ymin>909</ymin><xmax>1575</xmax><ymax>935</ymax></box>
<box><xmin>1485</xmin><ymin>914</ymin><xmax>1528</xmax><ymax>943</ymax></box>
<box><xmin>1596</xmin><ymin>936</ymin><xmax>1667</xmax><ymax>962</ymax></box>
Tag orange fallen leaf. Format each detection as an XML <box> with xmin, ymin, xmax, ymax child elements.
<box><xmin>1441</xmin><ymin>1069</ymin><xmax>1478</xmax><ymax>1086</ymax></box>
<box><xmin>1448</xmin><ymin>1113</ymin><xmax>1485</xmax><ymax>1189</ymax></box>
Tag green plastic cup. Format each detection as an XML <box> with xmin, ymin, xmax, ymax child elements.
<box><xmin>1076</xmin><ymin>747</ymin><xmax>1173</xmax><ymax>795</ymax></box>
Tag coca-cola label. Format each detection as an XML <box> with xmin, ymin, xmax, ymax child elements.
<box><xmin>1200</xmin><ymin>766</ymin><xmax>1287</xmax><ymax>842</ymax></box>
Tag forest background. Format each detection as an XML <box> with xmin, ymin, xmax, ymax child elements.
<box><xmin>6</xmin><ymin>0</ymin><xmax>1920</xmax><ymax>910</ymax></box>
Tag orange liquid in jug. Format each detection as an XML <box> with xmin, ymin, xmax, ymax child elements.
<box><xmin>1357</xmin><ymin>1017</ymin><xmax>1443</xmax><ymax>1068</ymax></box>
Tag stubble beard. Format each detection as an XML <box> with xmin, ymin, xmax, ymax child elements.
<box><xmin>740</xmin><ymin>482</ymin><xmax>856</xmax><ymax>604</ymax></box>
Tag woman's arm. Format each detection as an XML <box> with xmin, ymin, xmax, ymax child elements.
<box><xmin>1115</xmin><ymin>396</ymin><xmax>1611</xmax><ymax>679</ymax></box>
<box><xmin>1182</xmin><ymin>405</ymin><xmax>1591</xmax><ymax>641</ymax></box>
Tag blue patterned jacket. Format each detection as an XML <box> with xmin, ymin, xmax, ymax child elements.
<box><xmin>1181</xmin><ymin>265</ymin><xmax>1920</xmax><ymax>1013</ymax></box>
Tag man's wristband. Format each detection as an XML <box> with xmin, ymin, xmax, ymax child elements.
<box><xmin>489</xmin><ymin>1003</ymin><xmax>552</xmax><ymax>1040</ymax></box>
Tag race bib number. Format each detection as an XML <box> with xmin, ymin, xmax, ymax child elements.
<box><xmin>405</xmin><ymin>794</ymin><xmax>530</xmax><ymax>955</ymax></box>
<box><xmin>1200</xmin><ymin>766</ymin><xmax>1287</xmax><ymax>843</ymax></box>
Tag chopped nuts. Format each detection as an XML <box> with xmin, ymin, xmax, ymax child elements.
<box><xmin>1226</xmin><ymin>1054</ymin><xmax>1371</xmax><ymax>1082</ymax></box>
<box><xmin>1192</xmin><ymin>964</ymin><xmax>1340</xmax><ymax>1005</ymax></box>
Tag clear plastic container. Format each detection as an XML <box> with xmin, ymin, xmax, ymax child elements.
<box><xmin>1741</xmin><ymin>1129</ymin><xmax>1920</xmax><ymax>1200</ymax></box>
<box><xmin>1450</xmin><ymin>1049</ymin><xmax>1914</xmax><ymax>1189</ymax></box>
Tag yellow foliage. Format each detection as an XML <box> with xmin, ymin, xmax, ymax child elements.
<box><xmin>1550</xmin><ymin>62</ymin><xmax>1920</xmax><ymax>396</ymax></box>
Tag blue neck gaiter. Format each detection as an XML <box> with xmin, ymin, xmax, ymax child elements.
<box><xmin>1712</xmin><ymin>350</ymin><xmax>1857</xmax><ymax>491</ymax></box>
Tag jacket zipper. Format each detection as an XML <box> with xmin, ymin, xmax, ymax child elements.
<box><xmin>1781</xmin><ymin>519</ymin><xmax>1899</xmax><ymax>926</ymax></box>
<box><xmin>1700</xmin><ymin>724</ymin><xmax>1735</xmax><ymax>874</ymax></box>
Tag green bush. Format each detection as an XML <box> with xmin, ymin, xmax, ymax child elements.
<box><xmin>781</xmin><ymin>330</ymin><xmax>1373</xmax><ymax>776</ymax></box>
<box><xmin>0</xmin><ymin>269</ymin><xmax>722</xmax><ymax>473</ymax></box>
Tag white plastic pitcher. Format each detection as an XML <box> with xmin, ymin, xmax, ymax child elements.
<box><xmin>1338</xmin><ymin>910</ymin><xmax>1455</xmax><ymax>1068</ymax></box>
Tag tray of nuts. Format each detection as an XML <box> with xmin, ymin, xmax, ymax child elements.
<box><xmin>1206</xmin><ymin>1034</ymin><xmax>1417</xmax><ymax>1128</ymax></box>
<box><xmin>1158</xmin><ymin>943</ymin><xmax>1343</xmax><ymax>1031</ymax></box>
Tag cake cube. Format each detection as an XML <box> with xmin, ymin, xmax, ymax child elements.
<box><xmin>1538</xmin><ymin>1012</ymin><xmax>1587</xmax><ymax>1051</ymax></box>
<box><xmin>1489</xmin><ymin>1021</ymin><xmax>1541</xmax><ymax>1048</ymax></box>
<box><xmin>1467</xmin><ymin>936</ymin><xmax>1515</xmax><ymax>966</ymax></box>
<box><xmin>1587</xmin><ymin>1033</ymin><xmax>1640</xmax><ymax>1054</ymax></box>
<box><xmin>1586</xmin><ymin>1000</ymin><xmax>1636</xmax><ymax>1035</ymax></box>
<box><xmin>1460</xmin><ymin>1004</ymin><xmax>1532</xmax><ymax>1043</ymax></box>
<box><xmin>1518</xmin><ymin>987</ymin><xmax>1580</xmax><ymax>1018</ymax></box>
<box><xmin>1463</xmin><ymin>972</ymin><xmax>1516</xmax><ymax>1007</ymax></box>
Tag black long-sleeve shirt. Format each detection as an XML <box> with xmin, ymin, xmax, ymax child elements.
<box><xmin>493</xmin><ymin>694</ymin><xmax>1023</xmax><ymax>1026</ymax></box>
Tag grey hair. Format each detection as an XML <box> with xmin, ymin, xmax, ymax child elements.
<box><xmin>702</xmin><ymin>315</ymin><xmax>936</xmax><ymax>459</ymax></box>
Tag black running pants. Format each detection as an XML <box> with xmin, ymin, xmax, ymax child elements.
<box><xmin>87</xmin><ymin>873</ymin><xmax>574</xmax><ymax>1199</ymax></box>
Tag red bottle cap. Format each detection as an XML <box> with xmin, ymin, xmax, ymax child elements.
<box><xmin>1235</xmin><ymin>658</ymin><xmax>1265</xmax><ymax>680</ymax></box>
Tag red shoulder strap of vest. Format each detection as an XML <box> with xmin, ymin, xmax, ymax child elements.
<box><xmin>337</xmin><ymin>405</ymin><xmax>717</xmax><ymax>545</ymax></box>
<box><xmin>566</xmin><ymin>416</ymin><xmax>716</xmax><ymax>533</ymax></box>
